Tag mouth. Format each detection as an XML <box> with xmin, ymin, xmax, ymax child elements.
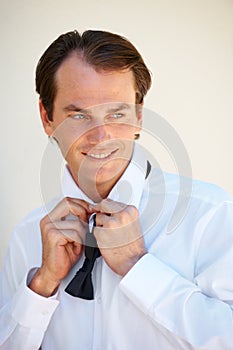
<box><xmin>82</xmin><ymin>148</ymin><xmax>119</xmax><ymax>160</ymax></box>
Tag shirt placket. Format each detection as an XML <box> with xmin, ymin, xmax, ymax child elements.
<box><xmin>91</xmin><ymin>257</ymin><xmax>103</xmax><ymax>350</ymax></box>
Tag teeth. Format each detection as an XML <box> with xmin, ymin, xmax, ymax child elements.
<box><xmin>88</xmin><ymin>152</ymin><xmax>111</xmax><ymax>159</ymax></box>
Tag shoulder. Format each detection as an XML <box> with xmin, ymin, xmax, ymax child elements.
<box><xmin>12</xmin><ymin>197</ymin><xmax>61</xmax><ymax>239</ymax></box>
<box><xmin>144</xmin><ymin>169</ymin><xmax>233</xmax><ymax>233</ymax></box>
<box><xmin>149</xmin><ymin>168</ymin><xmax>232</xmax><ymax>206</ymax></box>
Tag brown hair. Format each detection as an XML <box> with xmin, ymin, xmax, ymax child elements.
<box><xmin>36</xmin><ymin>30</ymin><xmax>152</xmax><ymax>120</ymax></box>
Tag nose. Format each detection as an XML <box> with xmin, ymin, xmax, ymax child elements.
<box><xmin>86</xmin><ymin>123</ymin><xmax>110</xmax><ymax>144</ymax></box>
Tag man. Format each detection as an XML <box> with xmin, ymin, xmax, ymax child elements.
<box><xmin>0</xmin><ymin>30</ymin><xmax>233</xmax><ymax>350</ymax></box>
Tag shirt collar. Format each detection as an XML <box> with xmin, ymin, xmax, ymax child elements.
<box><xmin>61</xmin><ymin>143</ymin><xmax>148</xmax><ymax>209</ymax></box>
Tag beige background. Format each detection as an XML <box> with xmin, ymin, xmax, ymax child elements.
<box><xmin>0</xmin><ymin>0</ymin><xmax>232</xmax><ymax>268</ymax></box>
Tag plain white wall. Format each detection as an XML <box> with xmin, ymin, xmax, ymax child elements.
<box><xmin>1</xmin><ymin>0</ymin><xmax>232</xmax><ymax>268</ymax></box>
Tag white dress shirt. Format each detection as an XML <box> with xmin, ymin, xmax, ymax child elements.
<box><xmin>1</xmin><ymin>145</ymin><xmax>233</xmax><ymax>350</ymax></box>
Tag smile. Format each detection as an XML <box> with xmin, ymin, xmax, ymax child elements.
<box><xmin>88</xmin><ymin>152</ymin><xmax>112</xmax><ymax>159</ymax></box>
<box><xmin>83</xmin><ymin>148</ymin><xmax>119</xmax><ymax>160</ymax></box>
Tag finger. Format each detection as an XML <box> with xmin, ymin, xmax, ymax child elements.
<box><xmin>95</xmin><ymin>212</ymin><xmax>119</xmax><ymax>228</ymax></box>
<box><xmin>94</xmin><ymin>199</ymin><xmax>127</xmax><ymax>215</ymax></box>
<box><xmin>46</xmin><ymin>219</ymin><xmax>88</xmax><ymax>232</ymax></box>
<box><xmin>47</xmin><ymin>197</ymin><xmax>91</xmax><ymax>222</ymax></box>
<box><xmin>95</xmin><ymin>212</ymin><xmax>108</xmax><ymax>227</ymax></box>
<box><xmin>69</xmin><ymin>198</ymin><xmax>96</xmax><ymax>213</ymax></box>
<box><xmin>61</xmin><ymin>229</ymin><xmax>84</xmax><ymax>245</ymax></box>
<box><xmin>94</xmin><ymin>226</ymin><xmax>127</xmax><ymax>249</ymax></box>
<box><xmin>41</xmin><ymin>227</ymin><xmax>69</xmax><ymax>247</ymax></box>
<box><xmin>45</xmin><ymin>220</ymin><xmax>86</xmax><ymax>243</ymax></box>
<box><xmin>45</xmin><ymin>225</ymin><xmax>85</xmax><ymax>245</ymax></box>
<box><xmin>65</xmin><ymin>240</ymin><xmax>83</xmax><ymax>258</ymax></box>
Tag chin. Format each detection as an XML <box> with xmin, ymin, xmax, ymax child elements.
<box><xmin>97</xmin><ymin>160</ymin><xmax>128</xmax><ymax>180</ymax></box>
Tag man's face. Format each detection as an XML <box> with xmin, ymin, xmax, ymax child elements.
<box><xmin>40</xmin><ymin>53</ymin><xmax>142</xmax><ymax>195</ymax></box>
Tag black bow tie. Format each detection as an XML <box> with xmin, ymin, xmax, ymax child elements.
<box><xmin>65</xmin><ymin>215</ymin><xmax>101</xmax><ymax>300</ymax></box>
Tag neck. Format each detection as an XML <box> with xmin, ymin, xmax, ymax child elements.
<box><xmin>68</xmin><ymin>160</ymin><xmax>130</xmax><ymax>203</ymax></box>
<box><xmin>80</xmin><ymin>181</ymin><xmax>114</xmax><ymax>203</ymax></box>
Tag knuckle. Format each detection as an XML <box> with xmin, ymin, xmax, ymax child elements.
<box><xmin>47</xmin><ymin>228</ymin><xmax>58</xmax><ymax>238</ymax></box>
<box><xmin>62</xmin><ymin>196</ymin><xmax>74</xmax><ymax>209</ymax></box>
<box><xmin>64</xmin><ymin>196</ymin><xmax>72</xmax><ymax>207</ymax></box>
<box><xmin>40</xmin><ymin>219</ymin><xmax>57</xmax><ymax>237</ymax></box>
<box><xmin>107</xmin><ymin>217</ymin><xmax>118</xmax><ymax>228</ymax></box>
<box><xmin>119</xmin><ymin>205</ymin><xmax>138</xmax><ymax>222</ymax></box>
<box><xmin>127</xmin><ymin>205</ymin><xmax>138</xmax><ymax>217</ymax></box>
<box><xmin>40</xmin><ymin>215</ymin><xmax>50</xmax><ymax>229</ymax></box>
<box><xmin>64</xmin><ymin>197</ymin><xmax>87</xmax><ymax>218</ymax></box>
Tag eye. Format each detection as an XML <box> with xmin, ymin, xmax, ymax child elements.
<box><xmin>70</xmin><ymin>113</ymin><xmax>86</xmax><ymax>120</ymax></box>
<box><xmin>111</xmin><ymin>113</ymin><xmax>124</xmax><ymax>119</ymax></box>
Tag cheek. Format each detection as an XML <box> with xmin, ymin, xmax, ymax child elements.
<box><xmin>52</xmin><ymin>121</ymin><xmax>87</xmax><ymax>156</ymax></box>
<box><xmin>54</xmin><ymin>131</ymin><xmax>78</xmax><ymax>158</ymax></box>
<box><xmin>108</xmin><ymin>124</ymin><xmax>137</xmax><ymax>139</ymax></box>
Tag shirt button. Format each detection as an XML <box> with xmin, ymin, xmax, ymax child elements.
<box><xmin>97</xmin><ymin>296</ymin><xmax>102</xmax><ymax>304</ymax></box>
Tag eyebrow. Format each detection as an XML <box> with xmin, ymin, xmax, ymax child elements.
<box><xmin>63</xmin><ymin>103</ymin><xmax>131</xmax><ymax>114</ymax></box>
<box><xmin>105</xmin><ymin>103</ymin><xmax>131</xmax><ymax>113</ymax></box>
<box><xmin>63</xmin><ymin>104</ymin><xmax>91</xmax><ymax>114</ymax></box>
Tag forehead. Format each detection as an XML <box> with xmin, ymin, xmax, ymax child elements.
<box><xmin>55</xmin><ymin>53</ymin><xmax>136</xmax><ymax>109</ymax></box>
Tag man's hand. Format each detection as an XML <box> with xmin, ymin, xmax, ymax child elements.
<box><xmin>93</xmin><ymin>199</ymin><xmax>147</xmax><ymax>277</ymax></box>
<box><xmin>29</xmin><ymin>198</ymin><xmax>94</xmax><ymax>297</ymax></box>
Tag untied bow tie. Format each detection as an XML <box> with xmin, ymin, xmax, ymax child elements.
<box><xmin>65</xmin><ymin>214</ymin><xmax>101</xmax><ymax>300</ymax></box>
<box><xmin>65</xmin><ymin>160</ymin><xmax>151</xmax><ymax>300</ymax></box>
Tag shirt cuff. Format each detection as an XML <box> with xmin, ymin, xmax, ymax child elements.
<box><xmin>119</xmin><ymin>253</ymin><xmax>182</xmax><ymax>314</ymax></box>
<box><xmin>10</xmin><ymin>269</ymin><xmax>59</xmax><ymax>330</ymax></box>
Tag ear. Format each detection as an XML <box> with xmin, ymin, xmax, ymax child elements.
<box><xmin>135</xmin><ymin>102</ymin><xmax>143</xmax><ymax>131</ymax></box>
<box><xmin>39</xmin><ymin>99</ymin><xmax>54</xmax><ymax>136</ymax></box>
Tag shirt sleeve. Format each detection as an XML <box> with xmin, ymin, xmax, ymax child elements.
<box><xmin>120</xmin><ymin>200</ymin><xmax>233</xmax><ymax>349</ymax></box>
<box><xmin>0</xmin><ymin>272</ymin><xmax>59</xmax><ymax>349</ymax></box>
<box><xmin>0</xmin><ymin>227</ymin><xmax>59</xmax><ymax>349</ymax></box>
